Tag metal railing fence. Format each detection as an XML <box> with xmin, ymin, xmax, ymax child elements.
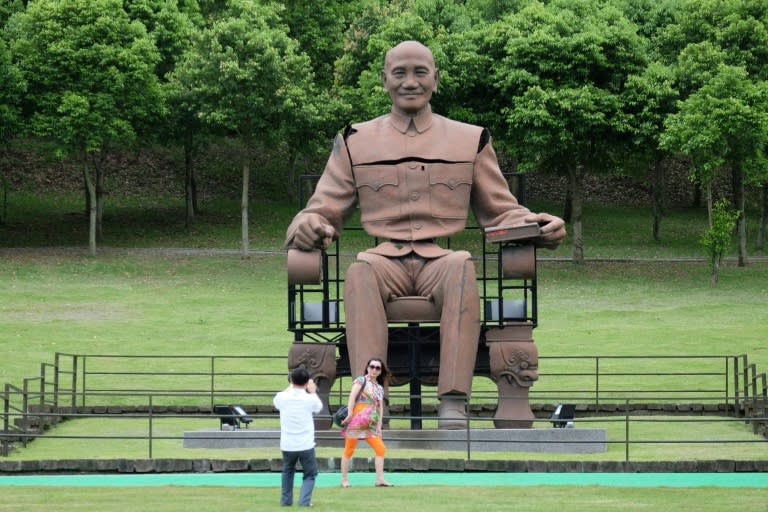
<box><xmin>2</xmin><ymin>393</ymin><xmax>767</xmax><ymax>461</ymax></box>
<box><xmin>3</xmin><ymin>352</ymin><xmax>767</xmax><ymax>457</ymax></box>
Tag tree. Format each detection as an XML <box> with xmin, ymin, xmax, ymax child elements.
<box><xmin>125</xmin><ymin>0</ymin><xmax>205</xmax><ymax>226</ymax></box>
<box><xmin>168</xmin><ymin>0</ymin><xmax>315</xmax><ymax>256</ymax></box>
<box><xmin>0</xmin><ymin>36</ymin><xmax>26</xmax><ymax>224</ymax></box>
<box><xmin>124</xmin><ymin>0</ymin><xmax>202</xmax><ymax>79</ymax></box>
<box><xmin>660</xmin><ymin>65</ymin><xmax>768</xmax><ymax>266</ymax></box>
<box><xmin>482</xmin><ymin>0</ymin><xmax>647</xmax><ymax>263</ymax></box>
<box><xmin>701</xmin><ymin>198</ymin><xmax>739</xmax><ymax>287</ymax></box>
<box><xmin>7</xmin><ymin>0</ymin><xmax>163</xmax><ymax>255</ymax></box>
<box><xmin>336</xmin><ymin>0</ymin><xmax>484</xmax><ymax>123</ymax></box>
<box><xmin>623</xmin><ymin>62</ymin><xmax>679</xmax><ymax>242</ymax></box>
<box><xmin>659</xmin><ymin>0</ymin><xmax>768</xmax><ymax>259</ymax></box>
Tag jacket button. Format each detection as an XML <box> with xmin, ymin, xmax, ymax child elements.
<box><xmin>410</xmin><ymin>192</ymin><xmax>420</xmax><ymax>201</ymax></box>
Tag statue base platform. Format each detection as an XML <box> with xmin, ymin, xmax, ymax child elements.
<box><xmin>183</xmin><ymin>427</ymin><xmax>607</xmax><ymax>454</ymax></box>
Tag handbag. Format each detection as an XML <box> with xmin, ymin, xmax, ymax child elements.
<box><xmin>332</xmin><ymin>405</ymin><xmax>349</xmax><ymax>427</ymax></box>
<box><xmin>332</xmin><ymin>380</ymin><xmax>364</xmax><ymax>428</ymax></box>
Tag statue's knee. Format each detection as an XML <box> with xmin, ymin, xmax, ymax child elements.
<box><xmin>346</xmin><ymin>260</ymin><xmax>377</xmax><ymax>286</ymax></box>
<box><xmin>345</xmin><ymin>260</ymin><xmax>388</xmax><ymax>306</ymax></box>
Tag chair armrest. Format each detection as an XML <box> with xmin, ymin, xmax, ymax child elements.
<box><xmin>500</xmin><ymin>244</ymin><xmax>536</xmax><ymax>279</ymax></box>
<box><xmin>287</xmin><ymin>248</ymin><xmax>323</xmax><ymax>285</ymax></box>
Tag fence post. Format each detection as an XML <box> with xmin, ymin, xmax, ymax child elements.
<box><xmin>734</xmin><ymin>355</ymin><xmax>743</xmax><ymax>415</ymax></box>
<box><xmin>624</xmin><ymin>399</ymin><xmax>630</xmax><ymax>462</ymax></box>
<box><xmin>54</xmin><ymin>353</ymin><xmax>60</xmax><ymax>408</ymax></box>
<box><xmin>210</xmin><ymin>357</ymin><xmax>215</xmax><ymax>412</ymax></box>
<box><xmin>38</xmin><ymin>364</ymin><xmax>46</xmax><ymax>412</ymax></box>
<box><xmin>595</xmin><ymin>356</ymin><xmax>600</xmax><ymax>405</ymax></box>
<box><xmin>724</xmin><ymin>356</ymin><xmax>730</xmax><ymax>415</ymax></box>
<box><xmin>80</xmin><ymin>356</ymin><xmax>87</xmax><ymax>408</ymax></box>
<box><xmin>71</xmin><ymin>355</ymin><xmax>78</xmax><ymax>409</ymax></box>
<box><xmin>148</xmin><ymin>395</ymin><xmax>153</xmax><ymax>460</ymax></box>
<box><xmin>1</xmin><ymin>385</ymin><xmax>9</xmax><ymax>456</ymax></box>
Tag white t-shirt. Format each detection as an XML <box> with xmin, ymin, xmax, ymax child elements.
<box><xmin>273</xmin><ymin>387</ymin><xmax>323</xmax><ymax>451</ymax></box>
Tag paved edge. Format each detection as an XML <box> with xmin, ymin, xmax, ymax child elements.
<box><xmin>1</xmin><ymin>458</ymin><xmax>768</xmax><ymax>475</ymax></box>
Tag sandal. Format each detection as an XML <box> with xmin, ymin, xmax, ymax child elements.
<box><xmin>375</xmin><ymin>481</ymin><xmax>394</xmax><ymax>487</ymax></box>
<box><xmin>341</xmin><ymin>482</ymin><xmax>351</xmax><ymax>488</ymax></box>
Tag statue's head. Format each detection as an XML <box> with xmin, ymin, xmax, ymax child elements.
<box><xmin>381</xmin><ymin>41</ymin><xmax>440</xmax><ymax>116</ymax></box>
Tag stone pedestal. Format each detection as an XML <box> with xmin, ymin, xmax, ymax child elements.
<box><xmin>183</xmin><ymin>427</ymin><xmax>608</xmax><ymax>453</ymax></box>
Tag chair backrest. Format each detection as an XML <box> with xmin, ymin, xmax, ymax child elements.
<box><xmin>287</xmin><ymin>172</ymin><xmax>538</xmax><ymax>377</ymax></box>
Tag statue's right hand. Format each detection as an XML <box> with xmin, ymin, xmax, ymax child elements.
<box><xmin>293</xmin><ymin>215</ymin><xmax>334</xmax><ymax>250</ymax></box>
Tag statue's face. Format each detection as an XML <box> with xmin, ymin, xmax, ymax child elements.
<box><xmin>382</xmin><ymin>42</ymin><xmax>439</xmax><ymax>116</ymax></box>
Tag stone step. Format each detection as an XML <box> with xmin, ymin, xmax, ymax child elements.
<box><xmin>183</xmin><ymin>427</ymin><xmax>608</xmax><ymax>454</ymax></box>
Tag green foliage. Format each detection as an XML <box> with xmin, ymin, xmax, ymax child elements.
<box><xmin>0</xmin><ymin>0</ymin><xmax>23</xmax><ymax>27</ymax></box>
<box><xmin>0</xmin><ymin>36</ymin><xmax>25</xmax><ymax>141</ymax></box>
<box><xmin>483</xmin><ymin>0</ymin><xmax>647</xmax><ymax>173</ymax></box>
<box><xmin>700</xmin><ymin>198</ymin><xmax>739</xmax><ymax>270</ymax></box>
<box><xmin>168</xmin><ymin>0</ymin><xmax>314</xmax><ymax>146</ymax></box>
<box><xmin>123</xmin><ymin>0</ymin><xmax>199</xmax><ymax>80</ymax></box>
<box><xmin>660</xmin><ymin>65</ymin><xmax>768</xmax><ymax>185</ymax></box>
<box><xmin>280</xmin><ymin>0</ymin><xmax>350</xmax><ymax>89</ymax></box>
<box><xmin>7</xmin><ymin>0</ymin><xmax>163</xmax><ymax>155</ymax></box>
<box><xmin>660</xmin><ymin>0</ymin><xmax>768</xmax><ymax>80</ymax></box>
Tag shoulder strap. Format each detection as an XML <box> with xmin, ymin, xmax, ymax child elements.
<box><xmin>353</xmin><ymin>376</ymin><xmax>367</xmax><ymax>402</ymax></box>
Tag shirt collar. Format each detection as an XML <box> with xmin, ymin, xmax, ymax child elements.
<box><xmin>389</xmin><ymin>104</ymin><xmax>433</xmax><ymax>134</ymax></box>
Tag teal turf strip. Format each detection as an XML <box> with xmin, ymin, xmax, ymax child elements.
<box><xmin>0</xmin><ymin>472</ymin><xmax>766</xmax><ymax>488</ymax></box>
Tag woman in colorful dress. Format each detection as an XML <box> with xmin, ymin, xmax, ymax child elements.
<box><xmin>340</xmin><ymin>358</ymin><xmax>393</xmax><ymax>488</ymax></box>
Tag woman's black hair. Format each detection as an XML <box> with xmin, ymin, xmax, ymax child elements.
<box><xmin>364</xmin><ymin>358</ymin><xmax>390</xmax><ymax>386</ymax></box>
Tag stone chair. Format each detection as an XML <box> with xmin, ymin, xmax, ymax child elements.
<box><xmin>286</xmin><ymin>234</ymin><xmax>541</xmax><ymax>430</ymax></box>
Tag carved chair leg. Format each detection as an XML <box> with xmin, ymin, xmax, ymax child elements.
<box><xmin>488</xmin><ymin>336</ymin><xmax>539</xmax><ymax>429</ymax></box>
<box><xmin>288</xmin><ymin>342</ymin><xmax>337</xmax><ymax>430</ymax></box>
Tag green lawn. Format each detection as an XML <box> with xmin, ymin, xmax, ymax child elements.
<box><xmin>0</xmin><ymin>484</ymin><xmax>764</xmax><ymax>512</ymax></box>
<box><xmin>2</xmin><ymin>253</ymin><xmax>766</xmax><ymax>388</ymax></box>
<box><xmin>1</xmin><ymin>194</ymin><xmax>767</xmax><ymax>465</ymax></box>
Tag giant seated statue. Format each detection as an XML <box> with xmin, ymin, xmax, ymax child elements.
<box><xmin>283</xmin><ymin>41</ymin><xmax>565</xmax><ymax>430</ymax></box>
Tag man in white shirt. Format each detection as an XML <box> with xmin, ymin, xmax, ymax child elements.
<box><xmin>273</xmin><ymin>367</ymin><xmax>323</xmax><ymax>507</ymax></box>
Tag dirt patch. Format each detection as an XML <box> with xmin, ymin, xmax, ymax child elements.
<box><xmin>4</xmin><ymin>304</ymin><xmax>127</xmax><ymax>323</ymax></box>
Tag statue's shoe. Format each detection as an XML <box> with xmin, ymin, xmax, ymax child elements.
<box><xmin>437</xmin><ymin>397</ymin><xmax>468</xmax><ymax>430</ymax></box>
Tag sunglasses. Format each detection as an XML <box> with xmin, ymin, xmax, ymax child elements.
<box><xmin>368</xmin><ymin>364</ymin><xmax>382</xmax><ymax>370</ymax></box>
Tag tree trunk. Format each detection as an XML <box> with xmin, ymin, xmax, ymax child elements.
<box><xmin>704</xmin><ymin>185</ymin><xmax>718</xmax><ymax>286</ymax></box>
<box><xmin>287</xmin><ymin>151</ymin><xmax>298</xmax><ymax>202</ymax></box>
<box><xmin>562</xmin><ymin>182</ymin><xmax>572</xmax><ymax>224</ymax></box>
<box><xmin>757</xmin><ymin>182</ymin><xmax>766</xmax><ymax>251</ymax></box>
<box><xmin>184</xmin><ymin>138</ymin><xmax>195</xmax><ymax>227</ymax></box>
<box><xmin>82</xmin><ymin>157</ymin><xmax>97</xmax><ymax>256</ymax></box>
<box><xmin>732</xmin><ymin>166</ymin><xmax>747</xmax><ymax>267</ymax></box>
<box><xmin>241</xmin><ymin>156</ymin><xmax>250</xmax><ymax>258</ymax></box>
<box><xmin>567</xmin><ymin>165</ymin><xmax>584</xmax><ymax>264</ymax></box>
<box><xmin>692</xmin><ymin>182</ymin><xmax>702</xmax><ymax>208</ymax></box>
<box><xmin>0</xmin><ymin>174</ymin><xmax>7</xmax><ymax>224</ymax></box>
<box><xmin>93</xmin><ymin>152</ymin><xmax>105</xmax><ymax>242</ymax></box>
<box><xmin>651</xmin><ymin>159</ymin><xmax>665</xmax><ymax>242</ymax></box>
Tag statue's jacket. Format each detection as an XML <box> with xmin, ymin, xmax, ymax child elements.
<box><xmin>287</xmin><ymin>106</ymin><xmax>532</xmax><ymax>259</ymax></box>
